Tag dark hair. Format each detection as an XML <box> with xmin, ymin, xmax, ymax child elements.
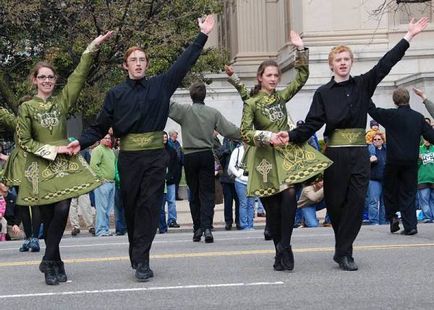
<box><xmin>250</xmin><ymin>60</ymin><xmax>280</xmax><ymax>97</ymax></box>
<box><xmin>392</xmin><ymin>88</ymin><xmax>410</xmax><ymax>106</ymax></box>
<box><xmin>189</xmin><ymin>82</ymin><xmax>206</xmax><ymax>102</ymax></box>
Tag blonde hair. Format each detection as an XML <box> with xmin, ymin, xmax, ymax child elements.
<box><xmin>328</xmin><ymin>45</ymin><xmax>354</xmax><ymax>67</ymax></box>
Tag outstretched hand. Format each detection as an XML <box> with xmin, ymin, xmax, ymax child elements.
<box><xmin>198</xmin><ymin>15</ymin><xmax>215</xmax><ymax>35</ymax></box>
<box><xmin>224</xmin><ymin>65</ymin><xmax>234</xmax><ymax>77</ymax></box>
<box><xmin>413</xmin><ymin>87</ymin><xmax>427</xmax><ymax>101</ymax></box>
<box><xmin>92</xmin><ymin>31</ymin><xmax>114</xmax><ymax>47</ymax></box>
<box><xmin>405</xmin><ymin>17</ymin><xmax>429</xmax><ymax>41</ymax></box>
<box><xmin>67</xmin><ymin>140</ymin><xmax>81</xmax><ymax>155</ymax></box>
<box><xmin>290</xmin><ymin>30</ymin><xmax>304</xmax><ymax>50</ymax></box>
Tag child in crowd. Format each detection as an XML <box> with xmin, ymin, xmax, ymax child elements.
<box><xmin>365</xmin><ymin>120</ymin><xmax>384</xmax><ymax>144</ymax></box>
<box><xmin>0</xmin><ymin>182</ymin><xmax>8</xmax><ymax>241</ymax></box>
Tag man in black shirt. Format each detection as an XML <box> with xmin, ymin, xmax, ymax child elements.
<box><xmin>68</xmin><ymin>15</ymin><xmax>215</xmax><ymax>282</ymax></box>
<box><xmin>369</xmin><ymin>89</ymin><xmax>434</xmax><ymax>235</ymax></box>
<box><xmin>276</xmin><ymin>17</ymin><xmax>429</xmax><ymax>271</ymax></box>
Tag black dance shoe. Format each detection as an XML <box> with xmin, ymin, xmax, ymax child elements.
<box><xmin>204</xmin><ymin>229</ymin><xmax>214</xmax><ymax>243</ymax></box>
<box><xmin>334</xmin><ymin>255</ymin><xmax>358</xmax><ymax>271</ymax></box>
<box><xmin>193</xmin><ymin>229</ymin><xmax>203</xmax><ymax>242</ymax></box>
<box><xmin>400</xmin><ymin>228</ymin><xmax>417</xmax><ymax>235</ymax></box>
<box><xmin>135</xmin><ymin>262</ymin><xmax>154</xmax><ymax>282</ymax></box>
<box><xmin>390</xmin><ymin>217</ymin><xmax>400</xmax><ymax>233</ymax></box>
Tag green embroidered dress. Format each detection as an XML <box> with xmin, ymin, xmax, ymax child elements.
<box><xmin>0</xmin><ymin>108</ymin><xmax>25</xmax><ymax>187</ymax></box>
<box><xmin>15</xmin><ymin>51</ymin><xmax>102</xmax><ymax>206</ymax></box>
<box><xmin>240</xmin><ymin>50</ymin><xmax>332</xmax><ymax>197</ymax></box>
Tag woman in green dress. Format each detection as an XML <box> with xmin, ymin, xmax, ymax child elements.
<box><xmin>1</xmin><ymin>105</ymin><xmax>43</xmax><ymax>253</ymax></box>
<box><xmin>240</xmin><ymin>31</ymin><xmax>332</xmax><ymax>271</ymax></box>
<box><xmin>13</xmin><ymin>31</ymin><xmax>112</xmax><ymax>285</ymax></box>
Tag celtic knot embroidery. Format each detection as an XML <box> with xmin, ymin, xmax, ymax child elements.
<box><xmin>261</xmin><ymin>103</ymin><xmax>285</xmax><ymax>122</ymax></box>
<box><xmin>342</xmin><ymin>132</ymin><xmax>362</xmax><ymax>144</ymax></box>
<box><xmin>42</xmin><ymin>158</ymin><xmax>79</xmax><ymax>179</ymax></box>
<box><xmin>25</xmin><ymin>162</ymin><xmax>39</xmax><ymax>195</ymax></box>
<box><xmin>132</xmin><ymin>136</ymin><xmax>152</xmax><ymax>146</ymax></box>
<box><xmin>279</xmin><ymin>144</ymin><xmax>316</xmax><ymax>171</ymax></box>
<box><xmin>256</xmin><ymin>159</ymin><xmax>272</xmax><ymax>183</ymax></box>
<box><xmin>35</xmin><ymin>110</ymin><xmax>60</xmax><ymax>131</ymax></box>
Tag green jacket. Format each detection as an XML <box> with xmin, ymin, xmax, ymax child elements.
<box><xmin>169</xmin><ymin>101</ymin><xmax>241</xmax><ymax>154</ymax></box>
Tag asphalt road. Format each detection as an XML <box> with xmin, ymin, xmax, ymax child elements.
<box><xmin>1</xmin><ymin>224</ymin><xmax>434</xmax><ymax>309</ymax></box>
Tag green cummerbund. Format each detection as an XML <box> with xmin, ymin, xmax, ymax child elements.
<box><xmin>328</xmin><ymin>128</ymin><xmax>366</xmax><ymax>147</ymax></box>
<box><xmin>120</xmin><ymin>132</ymin><xmax>164</xmax><ymax>151</ymax></box>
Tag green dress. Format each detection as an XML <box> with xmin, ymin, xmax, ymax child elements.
<box><xmin>0</xmin><ymin>107</ymin><xmax>25</xmax><ymax>187</ymax></box>
<box><xmin>15</xmin><ymin>51</ymin><xmax>102</xmax><ymax>206</ymax></box>
<box><xmin>240</xmin><ymin>51</ymin><xmax>333</xmax><ymax>197</ymax></box>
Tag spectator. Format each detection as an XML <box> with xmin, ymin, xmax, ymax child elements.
<box><xmin>365</xmin><ymin>120</ymin><xmax>384</xmax><ymax>144</ymax></box>
<box><xmin>228</xmin><ymin>142</ymin><xmax>254</xmax><ymax>230</ymax></box>
<box><xmin>0</xmin><ymin>182</ymin><xmax>8</xmax><ymax>241</ymax></box>
<box><xmin>417</xmin><ymin>138</ymin><xmax>434</xmax><ymax>223</ymax></box>
<box><xmin>69</xmin><ymin>149</ymin><xmax>95</xmax><ymax>236</ymax></box>
<box><xmin>297</xmin><ymin>177</ymin><xmax>326</xmax><ymax>227</ymax></box>
<box><xmin>217</xmin><ymin>137</ymin><xmax>240</xmax><ymax>230</ymax></box>
<box><xmin>90</xmin><ymin>134</ymin><xmax>116</xmax><ymax>237</ymax></box>
<box><xmin>168</xmin><ymin>130</ymin><xmax>184</xmax><ymax>201</ymax></box>
<box><xmin>162</xmin><ymin>131</ymin><xmax>180</xmax><ymax>229</ymax></box>
<box><xmin>366</xmin><ymin>133</ymin><xmax>387</xmax><ymax>225</ymax></box>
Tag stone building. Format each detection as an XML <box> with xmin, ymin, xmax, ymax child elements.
<box><xmin>167</xmin><ymin>0</ymin><xmax>434</xmax><ymax>139</ymax></box>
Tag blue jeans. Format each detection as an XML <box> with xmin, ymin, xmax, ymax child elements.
<box><xmin>367</xmin><ymin>180</ymin><xmax>386</xmax><ymax>224</ymax></box>
<box><xmin>94</xmin><ymin>182</ymin><xmax>115</xmax><ymax>236</ymax></box>
<box><xmin>300</xmin><ymin>200</ymin><xmax>326</xmax><ymax>227</ymax></box>
<box><xmin>234</xmin><ymin>181</ymin><xmax>255</xmax><ymax>229</ymax></box>
<box><xmin>417</xmin><ymin>188</ymin><xmax>434</xmax><ymax>221</ymax></box>
<box><xmin>159</xmin><ymin>193</ymin><xmax>168</xmax><ymax>232</ymax></box>
<box><xmin>166</xmin><ymin>184</ymin><xmax>177</xmax><ymax>224</ymax></box>
<box><xmin>114</xmin><ymin>187</ymin><xmax>127</xmax><ymax>234</ymax></box>
<box><xmin>256</xmin><ymin>197</ymin><xmax>265</xmax><ymax>214</ymax></box>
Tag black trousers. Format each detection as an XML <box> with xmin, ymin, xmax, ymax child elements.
<box><xmin>118</xmin><ymin>149</ymin><xmax>168</xmax><ymax>268</ymax></box>
<box><xmin>323</xmin><ymin>147</ymin><xmax>369</xmax><ymax>258</ymax></box>
<box><xmin>40</xmin><ymin>199</ymin><xmax>71</xmax><ymax>261</ymax></box>
<box><xmin>383</xmin><ymin>162</ymin><xmax>418</xmax><ymax>231</ymax></box>
<box><xmin>260</xmin><ymin>188</ymin><xmax>297</xmax><ymax>249</ymax></box>
<box><xmin>184</xmin><ymin>150</ymin><xmax>215</xmax><ymax>231</ymax></box>
<box><xmin>222</xmin><ymin>182</ymin><xmax>240</xmax><ymax>226</ymax></box>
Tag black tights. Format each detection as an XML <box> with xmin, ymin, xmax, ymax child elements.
<box><xmin>260</xmin><ymin>187</ymin><xmax>297</xmax><ymax>250</ymax></box>
<box><xmin>19</xmin><ymin>205</ymin><xmax>41</xmax><ymax>239</ymax></box>
<box><xmin>39</xmin><ymin>199</ymin><xmax>71</xmax><ymax>261</ymax></box>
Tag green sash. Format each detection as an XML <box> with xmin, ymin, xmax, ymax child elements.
<box><xmin>328</xmin><ymin>128</ymin><xmax>366</xmax><ymax>147</ymax></box>
<box><xmin>120</xmin><ymin>132</ymin><xmax>164</xmax><ymax>151</ymax></box>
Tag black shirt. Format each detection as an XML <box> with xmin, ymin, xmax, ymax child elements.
<box><xmin>288</xmin><ymin>39</ymin><xmax>410</xmax><ymax>143</ymax></box>
<box><xmin>369</xmin><ymin>103</ymin><xmax>434</xmax><ymax>164</ymax></box>
<box><xmin>78</xmin><ymin>32</ymin><xmax>208</xmax><ymax>149</ymax></box>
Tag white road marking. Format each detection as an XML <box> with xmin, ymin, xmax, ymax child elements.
<box><xmin>0</xmin><ymin>281</ymin><xmax>285</xmax><ymax>299</ymax></box>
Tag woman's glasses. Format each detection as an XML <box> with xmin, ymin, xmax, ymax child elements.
<box><xmin>36</xmin><ymin>75</ymin><xmax>55</xmax><ymax>81</ymax></box>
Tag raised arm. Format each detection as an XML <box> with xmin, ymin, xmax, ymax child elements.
<box><xmin>278</xmin><ymin>31</ymin><xmax>309</xmax><ymax>102</ymax></box>
<box><xmin>362</xmin><ymin>17</ymin><xmax>429</xmax><ymax>97</ymax></box>
<box><xmin>225</xmin><ymin>65</ymin><xmax>250</xmax><ymax>101</ymax></box>
<box><xmin>414</xmin><ymin>87</ymin><xmax>434</xmax><ymax>119</ymax></box>
<box><xmin>163</xmin><ymin>15</ymin><xmax>214</xmax><ymax>94</ymax></box>
<box><xmin>58</xmin><ymin>31</ymin><xmax>113</xmax><ymax>114</ymax></box>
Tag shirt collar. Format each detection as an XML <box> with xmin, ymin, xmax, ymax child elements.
<box><xmin>325</xmin><ymin>76</ymin><xmax>355</xmax><ymax>89</ymax></box>
<box><xmin>126</xmin><ymin>77</ymin><xmax>147</xmax><ymax>88</ymax></box>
